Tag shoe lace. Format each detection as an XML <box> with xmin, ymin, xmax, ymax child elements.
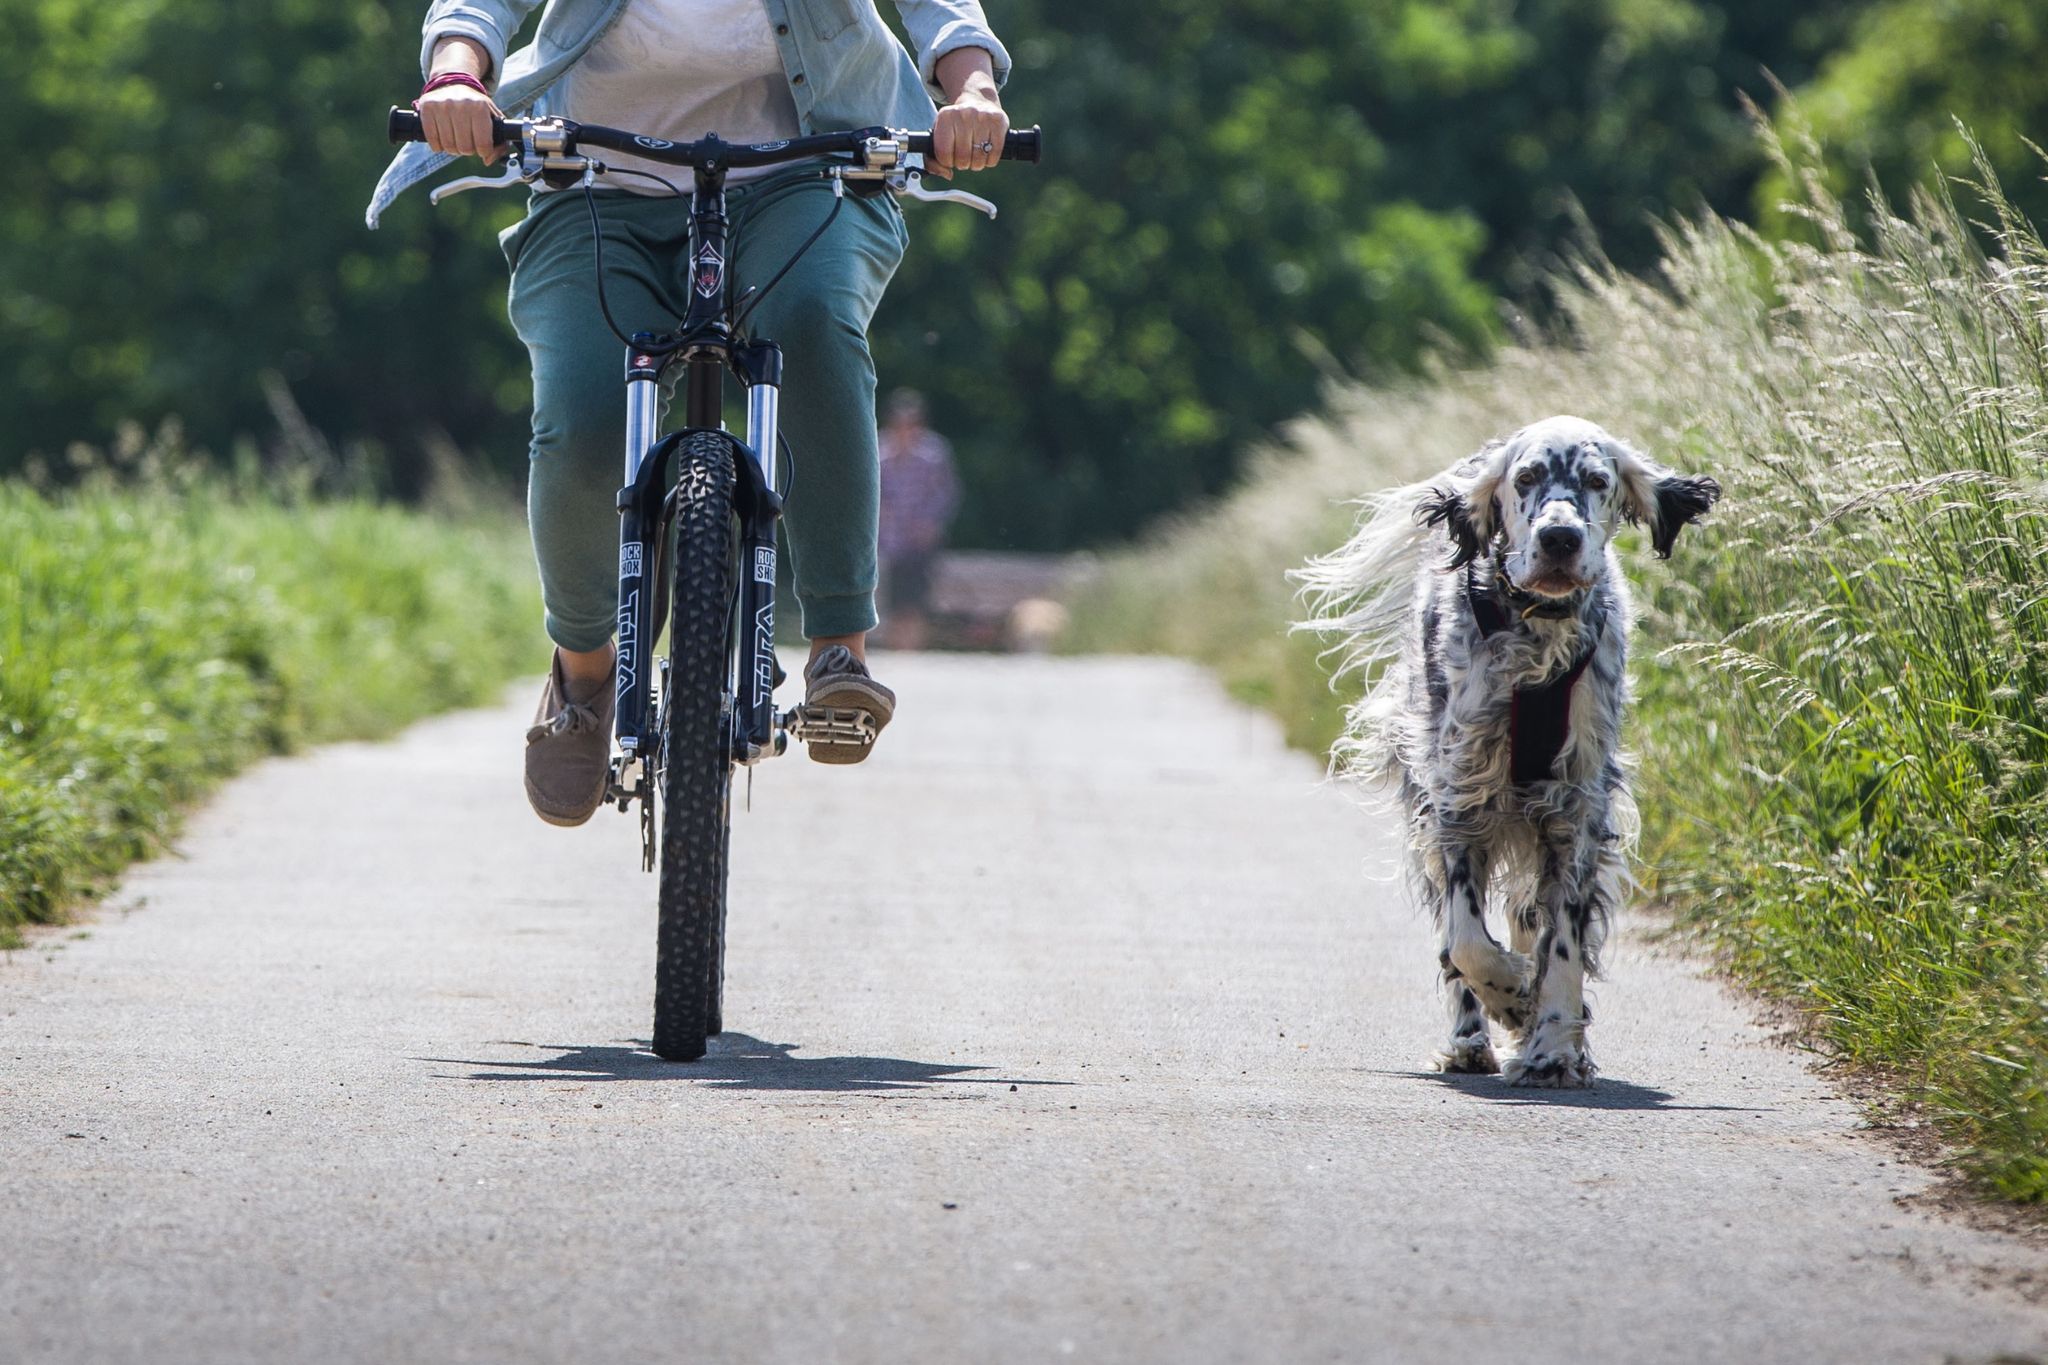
<box><xmin>809</xmin><ymin>644</ymin><xmax>867</xmax><ymax>680</ymax></box>
<box><xmin>527</xmin><ymin>699</ymin><xmax>602</xmax><ymax>744</ymax></box>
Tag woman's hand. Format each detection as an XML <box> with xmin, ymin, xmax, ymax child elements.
<box><xmin>419</xmin><ymin>36</ymin><xmax>506</xmax><ymax>166</ymax></box>
<box><xmin>929</xmin><ymin>47</ymin><xmax>1009</xmax><ymax>179</ymax></box>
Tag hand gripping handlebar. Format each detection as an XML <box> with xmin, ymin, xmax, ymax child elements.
<box><xmin>386</xmin><ymin>108</ymin><xmax>1043</xmax><ymax>166</ymax></box>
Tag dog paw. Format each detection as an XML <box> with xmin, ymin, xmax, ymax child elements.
<box><xmin>1431</xmin><ymin>1037</ymin><xmax>1500</xmax><ymax>1075</ymax></box>
<box><xmin>1503</xmin><ymin>1051</ymin><xmax>1597</xmax><ymax>1088</ymax></box>
<box><xmin>1504</xmin><ymin>1017</ymin><xmax>1596</xmax><ymax>1088</ymax></box>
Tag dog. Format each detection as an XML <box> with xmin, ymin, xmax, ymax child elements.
<box><xmin>1301</xmin><ymin>416</ymin><xmax>1720</xmax><ymax>1086</ymax></box>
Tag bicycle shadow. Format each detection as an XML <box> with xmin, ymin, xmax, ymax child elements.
<box><xmin>422</xmin><ymin>1032</ymin><xmax>1071</xmax><ymax>1094</ymax></box>
<box><xmin>1369</xmin><ymin>1068</ymin><xmax>1770</xmax><ymax>1113</ymax></box>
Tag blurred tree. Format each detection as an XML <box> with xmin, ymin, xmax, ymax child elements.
<box><xmin>0</xmin><ymin>0</ymin><xmax>1888</xmax><ymax>547</ymax></box>
<box><xmin>880</xmin><ymin>0</ymin><xmax>1505</xmax><ymax>547</ymax></box>
<box><xmin>882</xmin><ymin>0</ymin><xmax>1870</xmax><ymax>546</ymax></box>
<box><xmin>1759</xmin><ymin>0</ymin><xmax>2048</xmax><ymax>236</ymax></box>
<box><xmin>1373</xmin><ymin>0</ymin><xmax>1865</xmax><ymax>293</ymax></box>
<box><xmin>0</xmin><ymin>0</ymin><xmax>526</xmax><ymax>496</ymax></box>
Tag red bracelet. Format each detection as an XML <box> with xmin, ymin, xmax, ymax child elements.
<box><xmin>416</xmin><ymin>71</ymin><xmax>490</xmax><ymax>104</ymax></box>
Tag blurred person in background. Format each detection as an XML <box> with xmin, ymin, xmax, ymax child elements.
<box><xmin>876</xmin><ymin>388</ymin><xmax>960</xmax><ymax>651</ymax></box>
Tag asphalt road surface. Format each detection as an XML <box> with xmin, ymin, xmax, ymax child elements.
<box><xmin>5</xmin><ymin>654</ymin><xmax>2046</xmax><ymax>1364</ymax></box>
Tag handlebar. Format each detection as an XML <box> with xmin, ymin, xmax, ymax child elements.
<box><xmin>904</xmin><ymin>128</ymin><xmax>1042</xmax><ymax>164</ymax></box>
<box><xmin>389</xmin><ymin>107</ymin><xmax>522</xmax><ymax>149</ymax></box>
<box><xmin>386</xmin><ymin>108</ymin><xmax>1042</xmax><ymax>167</ymax></box>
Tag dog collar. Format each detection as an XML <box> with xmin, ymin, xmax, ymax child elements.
<box><xmin>1466</xmin><ymin>564</ymin><xmax>1580</xmax><ymax>631</ymax></box>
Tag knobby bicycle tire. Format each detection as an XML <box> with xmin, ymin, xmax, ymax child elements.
<box><xmin>652</xmin><ymin>432</ymin><xmax>738</xmax><ymax>1062</ymax></box>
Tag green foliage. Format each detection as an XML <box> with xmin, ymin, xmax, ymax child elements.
<box><xmin>883</xmin><ymin>1</ymin><xmax>1503</xmax><ymax>548</ymax></box>
<box><xmin>0</xmin><ymin>0</ymin><xmax>529</xmax><ymax>496</ymax></box>
<box><xmin>1068</xmin><ymin>126</ymin><xmax>2048</xmax><ymax>1200</ymax></box>
<box><xmin>0</xmin><ymin>448</ymin><xmax>541</xmax><ymax>943</ymax></box>
<box><xmin>1757</xmin><ymin>1</ymin><xmax>2048</xmax><ymax>240</ymax></box>
<box><xmin>6</xmin><ymin>0</ymin><xmax>2035</xmax><ymax>557</ymax></box>
<box><xmin>4</xmin><ymin>0</ymin><xmax>1875</xmax><ymax>551</ymax></box>
<box><xmin>891</xmin><ymin>0</ymin><xmax>1868</xmax><ymax>546</ymax></box>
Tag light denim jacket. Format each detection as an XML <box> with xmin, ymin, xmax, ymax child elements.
<box><xmin>366</xmin><ymin>0</ymin><xmax>1010</xmax><ymax>227</ymax></box>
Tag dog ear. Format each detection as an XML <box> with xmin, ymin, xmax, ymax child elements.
<box><xmin>1416</xmin><ymin>486</ymin><xmax>1485</xmax><ymax>569</ymax></box>
<box><xmin>1415</xmin><ymin>440</ymin><xmax>1508</xmax><ymax>569</ymax></box>
<box><xmin>1610</xmin><ymin>440</ymin><xmax>1723</xmax><ymax>558</ymax></box>
<box><xmin>1646</xmin><ymin>474</ymin><xmax>1722</xmax><ymax>556</ymax></box>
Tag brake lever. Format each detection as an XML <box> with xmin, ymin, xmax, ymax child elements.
<box><xmin>898</xmin><ymin>169</ymin><xmax>998</xmax><ymax>220</ymax></box>
<box><xmin>430</xmin><ymin>156</ymin><xmax>538</xmax><ymax>205</ymax></box>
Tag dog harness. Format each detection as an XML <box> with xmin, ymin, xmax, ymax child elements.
<box><xmin>1466</xmin><ymin>568</ymin><xmax>1600</xmax><ymax>785</ymax></box>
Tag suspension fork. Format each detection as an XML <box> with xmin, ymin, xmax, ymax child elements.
<box><xmin>612</xmin><ymin>335</ymin><xmax>679</xmax><ymax>776</ymax></box>
<box><xmin>732</xmin><ymin>339</ymin><xmax>785</xmax><ymax>763</ymax></box>
<box><xmin>611</xmin><ymin>164</ymin><xmax>786</xmax><ymax>780</ymax></box>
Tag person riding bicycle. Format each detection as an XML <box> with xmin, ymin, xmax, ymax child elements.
<box><xmin>367</xmin><ymin>0</ymin><xmax>1011</xmax><ymax>824</ymax></box>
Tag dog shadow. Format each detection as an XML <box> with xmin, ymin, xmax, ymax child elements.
<box><xmin>1374</xmin><ymin>1068</ymin><xmax>1769</xmax><ymax>1113</ymax></box>
<box><xmin>421</xmin><ymin>1032</ymin><xmax>1070</xmax><ymax>1094</ymax></box>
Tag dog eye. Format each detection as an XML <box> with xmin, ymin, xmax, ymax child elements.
<box><xmin>1514</xmin><ymin>467</ymin><xmax>1541</xmax><ymax>490</ymax></box>
<box><xmin>1583</xmin><ymin>470</ymin><xmax>1610</xmax><ymax>491</ymax></box>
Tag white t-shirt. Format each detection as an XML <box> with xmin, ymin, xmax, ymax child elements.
<box><xmin>552</xmin><ymin>0</ymin><xmax>804</xmax><ymax>192</ymax></box>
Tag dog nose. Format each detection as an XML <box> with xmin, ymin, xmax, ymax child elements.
<box><xmin>1538</xmin><ymin>525</ymin><xmax>1583</xmax><ymax>558</ymax></box>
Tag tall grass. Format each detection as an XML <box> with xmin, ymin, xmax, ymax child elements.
<box><xmin>0</xmin><ymin>456</ymin><xmax>543</xmax><ymax>943</ymax></box>
<box><xmin>1066</xmin><ymin>125</ymin><xmax>2048</xmax><ymax>1199</ymax></box>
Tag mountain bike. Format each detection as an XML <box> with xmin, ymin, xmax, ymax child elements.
<box><xmin>388</xmin><ymin>106</ymin><xmax>1040</xmax><ymax>1060</ymax></box>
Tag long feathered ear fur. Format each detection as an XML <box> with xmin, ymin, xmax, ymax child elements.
<box><xmin>1415</xmin><ymin>439</ymin><xmax>1510</xmax><ymax>570</ymax></box>
<box><xmin>1609</xmin><ymin>439</ymin><xmax>1723</xmax><ymax>558</ymax></box>
<box><xmin>1415</xmin><ymin>486</ymin><xmax>1484</xmax><ymax>568</ymax></box>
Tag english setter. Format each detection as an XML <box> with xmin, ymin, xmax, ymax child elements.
<box><xmin>1303</xmin><ymin>417</ymin><xmax>1720</xmax><ymax>1086</ymax></box>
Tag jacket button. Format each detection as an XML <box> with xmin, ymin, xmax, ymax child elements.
<box><xmin>776</xmin><ymin>23</ymin><xmax>789</xmax><ymax>35</ymax></box>
<box><xmin>791</xmin><ymin>72</ymin><xmax>806</xmax><ymax>85</ymax></box>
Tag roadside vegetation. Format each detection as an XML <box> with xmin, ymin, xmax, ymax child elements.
<box><xmin>0</xmin><ymin>437</ymin><xmax>541</xmax><ymax>945</ymax></box>
<box><xmin>1067</xmin><ymin>125</ymin><xmax>2048</xmax><ymax>1201</ymax></box>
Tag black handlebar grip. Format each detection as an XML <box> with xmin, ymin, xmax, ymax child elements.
<box><xmin>386</xmin><ymin>105</ymin><xmax>517</xmax><ymax>148</ymax></box>
<box><xmin>904</xmin><ymin>125</ymin><xmax>1042</xmax><ymax>164</ymax></box>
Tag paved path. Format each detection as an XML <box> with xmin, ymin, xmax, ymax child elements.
<box><xmin>4</xmin><ymin>655</ymin><xmax>2045</xmax><ymax>1364</ymax></box>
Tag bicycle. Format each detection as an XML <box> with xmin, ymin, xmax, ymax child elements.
<box><xmin>387</xmin><ymin>106</ymin><xmax>1040</xmax><ymax>1061</ymax></box>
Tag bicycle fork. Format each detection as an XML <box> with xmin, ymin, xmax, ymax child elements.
<box><xmin>608</xmin><ymin>336</ymin><xmax>788</xmax><ymax>832</ymax></box>
<box><xmin>732</xmin><ymin>340</ymin><xmax>786</xmax><ymax>765</ymax></box>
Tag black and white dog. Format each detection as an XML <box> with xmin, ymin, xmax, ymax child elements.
<box><xmin>1304</xmin><ymin>417</ymin><xmax>1720</xmax><ymax>1086</ymax></box>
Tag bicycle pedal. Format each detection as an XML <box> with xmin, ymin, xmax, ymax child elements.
<box><xmin>787</xmin><ymin>703</ymin><xmax>878</xmax><ymax>749</ymax></box>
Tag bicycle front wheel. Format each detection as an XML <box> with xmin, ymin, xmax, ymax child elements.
<box><xmin>652</xmin><ymin>432</ymin><xmax>738</xmax><ymax>1062</ymax></box>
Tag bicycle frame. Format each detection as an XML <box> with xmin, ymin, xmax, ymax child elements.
<box><xmin>610</xmin><ymin>156</ymin><xmax>788</xmax><ymax>827</ymax></box>
<box><xmin>384</xmin><ymin>108</ymin><xmax>1036</xmax><ymax>829</ymax></box>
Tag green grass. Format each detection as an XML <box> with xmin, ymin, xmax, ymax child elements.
<box><xmin>1067</xmin><ymin>123</ymin><xmax>2048</xmax><ymax>1200</ymax></box>
<box><xmin>0</xmin><ymin>470</ymin><xmax>542</xmax><ymax>944</ymax></box>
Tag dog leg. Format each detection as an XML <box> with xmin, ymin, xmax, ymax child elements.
<box><xmin>1433</xmin><ymin>842</ymin><xmax>1503</xmax><ymax>1072</ymax></box>
<box><xmin>1438</xmin><ymin>842</ymin><xmax>1532</xmax><ymax>1034</ymax></box>
<box><xmin>1503</xmin><ymin>914</ymin><xmax>1595</xmax><ymax>1087</ymax></box>
<box><xmin>1504</xmin><ymin>845</ymin><xmax>1602</xmax><ymax>1088</ymax></box>
<box><xmin>1432</xmin><ymin>969</ymin><xmax>1498</xmax><ymax>1073</ymax></box>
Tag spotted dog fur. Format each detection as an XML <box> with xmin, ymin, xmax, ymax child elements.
<box><xmin>1303</xmin><ymin>417</ymin><xmax>1720</xmax><ymax>1087</ymax></box>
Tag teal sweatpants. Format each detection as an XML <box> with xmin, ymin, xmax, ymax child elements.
<box><xmin>501</xmin><ymin>173</ymin><xmax>909</xmax><ymax>649</ymax></box>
